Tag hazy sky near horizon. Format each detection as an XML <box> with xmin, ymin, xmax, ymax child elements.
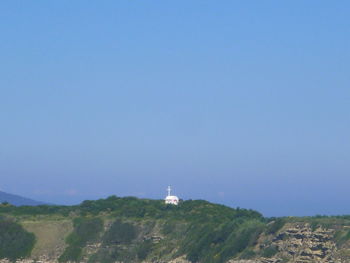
<box><xmin>1</xmin><ymin>1</ymin><xmax>349</xmax><ymax>217</ymax></box>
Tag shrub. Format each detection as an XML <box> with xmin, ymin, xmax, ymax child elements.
<box><xmin>59</xmin><ymin>217</ymin><xmax>103</xmax><ymax>262</ymax></box>
<box><xmin>136</xmin><ymin>240</ymin><xmax>153</xmax><ymax>260</ymax></box>
<box><xmin>58</xmin><ymin>246</ymin><xmax>82</xmax><ymax>262</ymax></box>
<box><xmin>103</xmin><ymin>220</ymin><xmax>136</xmax><ymax>245</ymax></box>
<box><xmin>67</xmin><ymin>217</ymin><xmax>103</xmax><ymax>246</ymax></box>
<box><xmin>266</xmin><ymin>218</ymin><xmax>286</xmax><ymax>234</ymax></box>
<box><xmin>215</xmin><ymin>220</ymin><xmax>265</xmax><ymax>263</ymax></box>
<box><xmin>335</xmin><ymin>229</ymin><xmax>350</xmax><ymax>246</ymax></box>
<box><xmin>0</xmin><ymin>217</ymin><xmax>36</xmax><ymax>261</ymax></box>
<box><xmin>261</xmin><ymin>245</ymin><xmax>278</xmax><ymax>258</ymax></box>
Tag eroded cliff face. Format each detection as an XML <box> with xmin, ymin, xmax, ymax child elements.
<box><xmin>267</xmin><ymin>224</ymin><xmax>336</xmax><ymax>262</ymax></box>
<box><xmin>229</xmin><ymin>222</ymin><xmax>347</xmax><ymax>263</ymax></box>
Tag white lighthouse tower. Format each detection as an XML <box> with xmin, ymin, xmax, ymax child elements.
<box><xmin>165</xmin><ymin>186</ymin><xmax>179</xmax><ymax>205</ymax></box>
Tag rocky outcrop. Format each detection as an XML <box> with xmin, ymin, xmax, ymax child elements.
<box><xmin>269</xmin><ymin>224</ymin><xmax>336</xmax><ymax>262</ymax></box>
<box><xmin>228</xmin><ymin>223</ymin><xmax>343</xmax><ymax>263</ymax></box>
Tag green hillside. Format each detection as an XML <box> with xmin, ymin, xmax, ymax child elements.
<box><xmin>1</xmin><ymin>197</ymin><xmax>350</xmax><ymax>263</ymax></box>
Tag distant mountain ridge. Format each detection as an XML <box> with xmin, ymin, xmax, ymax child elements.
<box><xmin>0</xmin><ymin>191</ymin><xmax>45</xmax><ymax>206</ymax></box>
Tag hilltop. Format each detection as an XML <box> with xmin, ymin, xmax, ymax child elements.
<box><xmin>0</xmin><ymin>191</ymin><xmax>45</xmax><ymax>206</ymax></box>
<box><xmin>0</xmin><ymin>196</ymin><xmax>350</xmax><ymax>263</ymax></box>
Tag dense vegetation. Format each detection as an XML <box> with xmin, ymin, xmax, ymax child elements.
<box><xmin>59</xmin><ymin>217</ymin><xmax>104</xmax><ymax>262</ymax></box>
<box><xmin>88</xmin><ymin>220</ymin><xmax>139</xmax><ymax>263</ymax></box>
<box><xmin>0</xmin><ymin>195</ymin><xmax>261</xmax><ymax>220</ymax></box>
<box><xmin>0</xmin><ymin>216</ymin><xmax>36</xmax><ymax>261</ymax></box>
<box><xmin>103</xmin><ymin>220</ymin><xmax>137</xmax><ymax>245</ymax></box>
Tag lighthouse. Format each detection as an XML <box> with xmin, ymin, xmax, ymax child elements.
<box><xmin>164</xmin><ymin>186</ymin><xmax>179</xmax><ymax>205</ymax></box>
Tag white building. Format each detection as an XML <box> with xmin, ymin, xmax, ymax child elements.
<box><xmin>164</xmin><ymin>186</ymin><xmax>179</xmax><ymax>205</ymax></box>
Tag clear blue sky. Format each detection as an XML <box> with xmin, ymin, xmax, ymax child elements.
<box><xmin>1</xmin><ymin>1</ymin><xmax>349</xmax><ymax>216</ymax></box>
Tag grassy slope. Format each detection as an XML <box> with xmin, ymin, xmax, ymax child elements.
<box><xmin>21</xmin><ymin>217</ymin><xmax>73</xmax><ymax>260</ymax></box>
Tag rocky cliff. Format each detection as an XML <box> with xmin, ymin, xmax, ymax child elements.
<box><xmin>229</xmin><ymin>221</ymin><xmax>350</xmax><ymax>263</ymax></box>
